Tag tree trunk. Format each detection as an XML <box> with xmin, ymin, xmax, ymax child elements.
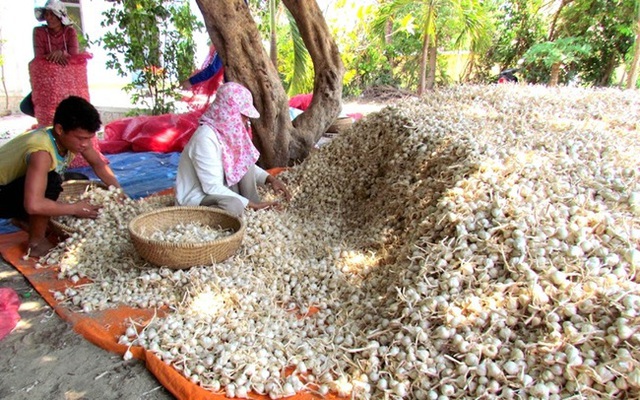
<box><xmin>282</xmin><ymin>0</ymin><xmax>345</xmax><ymax>161</ymax></box>
<box><xmin>419</xmin><ymin>0</ymin><xmax>436</xmax><ymax>95</ymax></box>
<box><xmin>195</xmin><ymin>0</ymin><xmax>344</xmax><ymax>167</ymax></box>
<box><xmin>627</xmin><ymin>16</ymin><xmax>640</xmax><ymax>89</ymax></box>
<box><xmin>269</xmin><ymin>0</ymin><xmax>278</xmax><ymax>69</ymax></box>
<box><xmin>418</xmin><ymin>33</ymin><xmax>429</xmax><ymax>95</ymax></box>
<box><xmin>597</xmin><ymin>56</ymin><xmax>618</xmax><ymax>87</ymax></box>
<box><xmin>418</xmin><ymin>2</ymin><xmax>435</xmax><ymax>96</ymax></box>
<box><xmin>548</xmin><ymin>0</ymin><xmax>573</xmax><ymax>41</ymax></box>
<box><xmin>426</xmin><ymin>40</ymin><xmax>437</xmax><ymax>91</ymax></box>
<box><xmin>385</xmin><ymin>18</ymin><xmax>397</xmax><ymax>75</ymax></box>
<box><xmin>461</xmin><ymin>54</ymin><xmax>476</xmax><ymax>83</ymax></box>
<box><xmin>549</xmin><ymin>62</ymin><xmax>561</xmax><ymax>86</ymax></box>
<box><xmin>385</xmin><ymin>19</ymin><xmax>393</xmax><ymax>45</ymax></box>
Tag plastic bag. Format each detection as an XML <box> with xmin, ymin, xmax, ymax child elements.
<box><xmin>100</xmin><ymin>110</ymin><xmax>203</xmax><ymax>154</ymax></box>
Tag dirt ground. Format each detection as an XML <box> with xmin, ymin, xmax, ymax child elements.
<box><xmin>0</xmin><ymin>112</ymin><xmax>176</xmax><ymax>400</ymax></box>
<box><xmin>0</xmin><ymin>259</ymin><xmax>175</xmax><ymax>400</ymax></box>
<box><xmin>0</xmin><ymin>99</ymin><xmax>386</xmax><ymax>400</ymax></box>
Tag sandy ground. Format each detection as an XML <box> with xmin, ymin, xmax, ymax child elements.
<box><xmin>0</xmin><ymin>109</ymin><xmax>180</xmax><ymax>400</ymax></box>
<box><xmin>0</xmin><ymin>259</ymin><xmax>175</xmax><ymax>400</ymax></box>
<box><xmin>0</xmin><ymin>114</ymin><xmax>174</xmax><ymax>400</ymax></box>
<box><xmin>0</xmin><ymin>100</ymin><xmax>385</xmax><ymax>400</ymax></box>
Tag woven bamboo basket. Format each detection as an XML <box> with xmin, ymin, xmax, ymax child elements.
<box><xmin>59</xmin><ymin>180</ymin><xmax>109</xmax><ymax>202</ymax></box>
<box><xmin>141</xmin><ymin>194</ymin><xmax>176</xmax><ymax>209</ymax></box>
<box><xmin>49</xmin><ymin>180</ymin><xmax>110</xmax><ymax>236</ymax></box>
<box><xmin>51</xmin><ymin>182</ymin><xmax>174</xmax><ymax>236</ymax></box>
<box><xmin>128</xmin><ymin>206</ymin><xmax>245</xmax><ymax>269</ymax></box>
<box><xmin>326</xmin><ymin>116</ymin><xmax>354</xmax><ymax>133</ymax></box>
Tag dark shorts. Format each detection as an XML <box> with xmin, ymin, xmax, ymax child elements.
<box><xmin>0</xmin><ymin>171</ymin><xmax>64</xmax><ymax>220</ymax></box>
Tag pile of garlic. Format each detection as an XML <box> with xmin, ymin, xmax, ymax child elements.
<box><xmin>43</xmin><ymin>191</ymin><xmax>175</xmax><ymax>311</ymax></box>
<box><xmin>148</xmin><ymin>222</ymin><xmax>233</xmax><ymax>243</ymax></box>
<box><xmin>51</xmin><ymin>187</ymin><xmax>173</xmax><ymax>237</ymax></box>
<box><xmin>52</xmin><ymin>185</ymin><xmax>126</xmax><ymax>235</ymax></box>
<box><xmin>42</xmin><ymin>85</ymin><xmax>640</xmax><ymax>399</ymax></box>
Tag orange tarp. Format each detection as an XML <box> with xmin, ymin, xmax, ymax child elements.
<box><xmin>0</xmin><ymin>231</ymin><xmax>333</xmax><ymax>400</ymax></box>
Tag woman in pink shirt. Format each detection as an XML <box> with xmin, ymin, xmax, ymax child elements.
<box><xmin>20</xmin><ymin>0</ymin><xmax>79</xmax><ymax>117</ymax></box>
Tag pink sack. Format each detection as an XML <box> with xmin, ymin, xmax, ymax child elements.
<box><xmin>29</xmin><ymin>53</ymin><xmax>92</xmax><ymax>128</ymax></box>
<box><xmin>0</xmin><ymin>288</ymin><xmax>21</xmax><ymax>341</ymax></box>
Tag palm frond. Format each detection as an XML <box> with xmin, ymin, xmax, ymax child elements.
<box><xmin>370</xmin><ymin>0</ymin><xmax>419</xmax><ymax>40</ymax></box>
<box><xmin>454</xmin><ymin>3</ymin><xmax>491</xmax><ymax>51</ymax></box>
<box><xmin>286</xmin><ymin>9</ymin><xmax>312</xmax><ymax>95</ymax></box>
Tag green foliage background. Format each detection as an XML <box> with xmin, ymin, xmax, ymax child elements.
<box><xmin>98</xmin><ymin>0</ymin><xmax>202</xmax><ymax>115</ymax></box>
<box><xmin>99</xmin><ymin>0</ymin><xmax>640</xmax><ymax>105</ymax></box>
<box><xmin>327</xmin><ymin>0</ymin><xmax>639</xmax><ymax>93</ymax></box>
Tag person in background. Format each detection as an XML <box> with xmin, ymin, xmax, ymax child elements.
<box><xmin>0</xmin><ymin>96</ymin><xmax>123</xmax><ymax>258</ymax></box>
<box><xmin>20</xmin><ymin>0</ymin><xmax>79</xmax><ymax>117</ymax></box>
<box><xmin>180</xmin><ymin>44</ymin><xmax>224</xmax><ymax>90</ymax></box>
<box><xmin>175</xmin><ymin>82</ymin><xmax>290</xmax><ymax>217</ymax></box>
<box><xmin>179</xmin><ymin>43</ymin><xmax>226</xmax><ymax>113</ymax></box>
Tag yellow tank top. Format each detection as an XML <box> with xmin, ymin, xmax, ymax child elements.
<box><xmin>0</xmin><ymin>128</ymin><xmax>75</xmax><ymax>185</ymax></box>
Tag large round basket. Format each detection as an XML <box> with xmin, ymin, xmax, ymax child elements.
<box><xmin>128</xmin><ymin>206</ymin><xmax>246</xmax><ymax>269</ymax></box>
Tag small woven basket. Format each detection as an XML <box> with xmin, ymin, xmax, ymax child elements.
<box><xmin>51</xmin><ymin>182</ymin><xmax>174</xmax><ymax>236</ymax></box>
<box><xmin>326</xmin><ymin>117</ymin><xmax>354</xmax><ymax>133</ymax></box>
<box><xmin>50</xmin><ymin>180</ymin><xmax>110</xmax><ymax>236</ymax></box>
<box><xmin>128</xmin><ymin>206</ymin><xmax>246</xmax><ymax>269</ymax></box>
<box><xmin>140</xmin><ymin>194</ymin><xmax>176</xmax><ymax>209</ymax></box>
<box><xmin>59</xmin><ymin>180</ymin><xmax>109</xmax><ymax>202</ymax></box>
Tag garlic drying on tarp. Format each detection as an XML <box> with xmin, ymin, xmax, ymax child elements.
<box><xmin>42</xmin><ymin>85</ymin><xmax>640</xmax><ymax>399</ymax></box>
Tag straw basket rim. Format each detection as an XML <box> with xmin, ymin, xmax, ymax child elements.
<box><xmin>50</xmin><ymin>185</ymin><xmax>174</xmax><ymax>236</ymax></box>
<box><xmin>50</xmin><ymin>180</ymin><xmax>110</xmax><ymax>236</ymax></box>
<box><xmin>128</xmin><ymin>206</ymin><xmax>246</xmax><ymax>268</ymax></box>
<box><xmin>60</xmin><ymin>180</ymin><xmax>109</xmax><ymax>198</ymax></box>
<box><xmin>326</xmin><ymin>116</ymin><xmax>354</xmax><ymax>133</ymax></box>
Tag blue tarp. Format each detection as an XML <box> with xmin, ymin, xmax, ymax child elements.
<box><xmin>0</xmin><ymin>151</ymin><xmax>180</xmax><ymax>234</ymax></box>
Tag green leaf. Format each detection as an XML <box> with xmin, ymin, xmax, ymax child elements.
<box><xmin>398</xmin><ymin>14</ymin><xmax>415</xmax><ymax>35</ymax></box>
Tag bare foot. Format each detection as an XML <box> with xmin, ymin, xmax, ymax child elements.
<box><xmin>27</xmin><ymin>238</ymin><xmax>55</xmax><ymax>258</ymax></box>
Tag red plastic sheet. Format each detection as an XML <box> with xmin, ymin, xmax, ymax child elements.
<box><xmin>100</xmin><ymin>110</ymin><xmax>203</xmax><ymax>154</ymax></box>
<box><xmin>99</xmin><ymin>58</ymin><xmax>221</xmax><ymax>155</ymax></box>
<box><xmin>288</xmin><ymin>93</ymin><xmax>313</xmax><ymax>111</ymax></box>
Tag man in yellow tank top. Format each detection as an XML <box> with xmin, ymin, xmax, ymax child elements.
<box><xmin>0</xmin><ymin>96</ymin><xmax>123</xmax><ymax>257</ymax></box>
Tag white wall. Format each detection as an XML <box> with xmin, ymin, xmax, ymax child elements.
<box><xmin>80</xmin><ymin>0</ymin><xmax>131</xmax><ymax>108</ymax></box>
<box><xmin>0</xmin><ymin>0</ymin><xmax>38</xmax><ymax>101</ymax></box>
